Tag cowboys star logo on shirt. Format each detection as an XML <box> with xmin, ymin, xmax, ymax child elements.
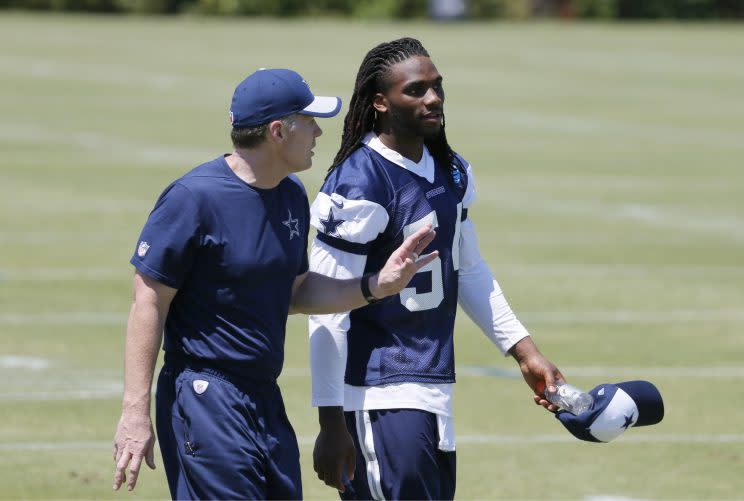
<box><xmin>282</xmin><ymin>209</ymin><xmax>300</xmax><ymax>240</ymax></box>
<box><xmin>137</xmin><ymin>241</ymin><xmax>150</xmax><ymax>257</ymax></box>
<box><xmin>319</xmin><ymin>208</ymin><xmax>343</xmax><ymax>236</ymax></box>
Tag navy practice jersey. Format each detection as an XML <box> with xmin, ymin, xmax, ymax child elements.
<box><xmin>312</xmin><ymin>145</ymin><xmax>468</xmax><ymax>386</ymax></box>
<box><xmin>131</xmin><ymin>156</ymin><xmax>309</xmax><ymax>381</ymax></box>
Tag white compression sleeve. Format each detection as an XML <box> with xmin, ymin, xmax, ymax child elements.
<box><xmin>308</xmin><ymin>237</ymin><xmax>366</xmax><ymax>407</ymax></box>
<box><xmin>457</xmin><ymin>218</ymin><xmax>530</xmax><ymax>355</ymax></box>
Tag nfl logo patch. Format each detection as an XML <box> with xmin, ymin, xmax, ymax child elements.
<box><xmin>137</xmin><ymin>241</ymin><xmax>150</xmax><ymax>257</ymax></box>
<box><xmin>192</xmin><ymin>379</ymin><xmax>209</xmax><ymax>394</ymax></box>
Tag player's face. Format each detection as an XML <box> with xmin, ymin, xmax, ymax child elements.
<box><xmin>377</xmin><ymin>56</ymin><xmax>444</xmax><ymax>139</ymax></box>
<box><xmin>281</xmin><ymin>114</ymin><xmax>323</xmax><ymax>172</ymax></box>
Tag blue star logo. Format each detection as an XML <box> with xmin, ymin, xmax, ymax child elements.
<box><xmin>282</xmin><ymin>209</ymin><xmax>300</xmax><ymax>240</ymax></box>
<box><xmin>621</xmin><ymin>413</ymin><xmax>635</xmax><ymax>430</ymax></box>
<box><xmin>319</xmin><ymin>208</ymin><xmax>343</xmax><ymax>236</ymax></box>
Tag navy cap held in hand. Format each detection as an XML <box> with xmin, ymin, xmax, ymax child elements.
<box><xmin>556</xmin><ymin>380</ymin><xmax>664</xmax><ymax>443</ymax></box>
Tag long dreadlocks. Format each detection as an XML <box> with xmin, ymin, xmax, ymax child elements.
<box><xmin>330</xmin><ymin>37</ymin><xmax>462</xmax><ymax>182</ymax></box>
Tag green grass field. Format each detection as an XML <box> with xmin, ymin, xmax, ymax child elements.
<box><xmin>1</xmin><ymin>12</ymin><xmax>742</xmax><ymax>500</ymax></box>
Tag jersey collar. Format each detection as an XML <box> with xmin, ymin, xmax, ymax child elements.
<box><xmin>363</xmin><ymin>132</ymin><xmax>435</xmax><ymax>184</ymax></box>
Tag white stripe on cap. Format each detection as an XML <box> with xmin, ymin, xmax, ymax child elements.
<box><xmin>355</xmin><ymin>410</ymin><xmax>385</xmax><ymax>500</ymax></box>
<box><xmin>301</xmin><ymin>96</ymin><xmax>342</xmax><ymax>117</ymax></box>
<box><xmin>589</xmin><ymin>387</ymin><xmax>640</xmax><ymax>442</ymax></box>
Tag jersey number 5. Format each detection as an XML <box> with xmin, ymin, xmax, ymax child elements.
<box><xmin>400</xmin><ymin>203</ymin><xmax>462</xmax><ymax>312</ymax></box>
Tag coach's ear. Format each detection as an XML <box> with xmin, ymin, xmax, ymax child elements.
<box><xmin>373</xmin><ymin>93</ymin><xmax>388</xmax><ymax>114</ymax></box>
<box><xmin>267</xmin><ymin>119</ymin><xmax>285</xmax><ymax>142</ymax></box>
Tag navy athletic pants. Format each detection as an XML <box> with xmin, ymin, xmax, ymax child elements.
<box><xmin>341</xmin><ymin>408</ymin><xmax>456</xmax><ymax>500</ymax></box>
<box><xmin>155</xmin><ymin>363</ymin><xmax>302</xmax><ymax>500</ymax></box>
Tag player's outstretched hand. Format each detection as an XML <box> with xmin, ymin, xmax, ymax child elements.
<box><xmin>371</xmin><ymin>224</ymin><xmax>438</xmax><ymax>298</ymax></box>
<box><xmin>113</xmin><ymin>410</ymin><xmax>156</xmax><ymax>492</ymax></box>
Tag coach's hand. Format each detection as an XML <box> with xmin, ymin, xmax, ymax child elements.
<box><xmin>113</xmin><ymin>410</ymin><xmax>156</xmax><ymax>491</ymax></box>
<box><xmin>369</xmin><ymin>224</ymin><xmax>438</xmax><ymax>299</ymax></box>
<box><xmin>314</xmin><ymin>406</ymin><xmax>355</xmax><ymax>492</ymax></box>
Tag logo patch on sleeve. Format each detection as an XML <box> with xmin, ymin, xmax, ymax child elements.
<box><xmin>137</xmin><ymin>241</ymin><xmax>150</xmax><ymax>257</ymax></box>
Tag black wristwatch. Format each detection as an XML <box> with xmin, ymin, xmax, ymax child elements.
<box><xmin>360</xmin><ymin>272</ymin><xmax>380</xmax><ymax>304</ymax></box>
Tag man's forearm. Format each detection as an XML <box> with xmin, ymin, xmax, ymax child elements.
<box><xmin>291</xmin><ymin>272</ymin><xmax>376</xmax><ymax>315</ymax></box>
<box><xmin>508</xmin><ymin>335</ymin><xmax>541</xmax><ymax>364</ymax></box>
<box><xmin>121</xmin><ymin>300</ymin><xmax>165</xmax><ymax>414</ymax></box>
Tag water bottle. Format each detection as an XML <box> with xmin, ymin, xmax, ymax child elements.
<box><xmin>545</xmin><ymin>382</ymin><xmax>593</xmax><ymax>415</ymax></box>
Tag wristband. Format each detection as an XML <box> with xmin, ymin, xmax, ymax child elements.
<box><xmin>360</xmin><ymin>272</ymin><xmax>379</xmax><ymax>304</ymax></box>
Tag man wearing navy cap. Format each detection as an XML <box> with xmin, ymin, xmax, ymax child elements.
<box><xmin>112</xmin><ymin>68</ymin><xmax>439</xmax><ymax>500</ymax></box>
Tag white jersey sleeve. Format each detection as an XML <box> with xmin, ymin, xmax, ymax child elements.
<box><xmin>457</xmin><ymin>164</ymin><xmax>530</xmax><ymax>355</ymax></box>
<box><xmin>308</xmin><ymin>237</ymin><xmax>366</xmax><ymax>406</ymax></box>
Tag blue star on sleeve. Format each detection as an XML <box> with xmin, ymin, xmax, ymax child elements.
<box><xmin>319</xmin><ymin>208</ymin><xmax>344</xmax><ymax>236</ymax></box>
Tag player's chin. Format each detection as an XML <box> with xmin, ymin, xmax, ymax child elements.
<box><xmin>420</xmin><ymin>122</ymin><xmax>442</xmax><ymax>138</ymax></box>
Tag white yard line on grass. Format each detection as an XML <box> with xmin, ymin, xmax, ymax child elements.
<box><xmin>493</xmin><ymin>108</ymin><xmax>744</xmax><ymax>150</ymax></box>
<box><xmin>519</xmin><ymin>310</ymin><xmax>744</xmax><ymax>324</ymax></box>
<box><xmin>0</xmin><ymin>312</ymin><xmax>127</xmax><ymax>325</ymax></box>
<box><xmin>3</xmin><ymin>434</ymin><xmax>744</xmax><ymax>451</ymax></box>
<box><xmin>0</xmin><ymin>267</ymin><xmax>125</xmax><ymax>281</ymax></box>
<box><xmin>2</xmin><ymin>365</ymin><xmax>743</xmax><ymax>402</ymax></box>
<box><xmin>0</xmin><ymin>356</ymin><xmax>50</xmax><ymax>370</ymax></box>
<box><xmin>495</xmin><ymin>264</ymin><xmax>744</xmax><ymax>278</ymax></box>
<box><xmin>458</xmin><ymin>365</ymin><xmax>744</xmax><ymax>379</ymax></box>
<box><xmin>479</xmin><ymin>193</ymin><xmax>744</xmax><ymax>244</ymax></box>
<box><xmin>0</xmin><ymin>389</ymin><xmax>123</xmax><ymax>401</ymax></box>
<box><xmin>0</xmin><ymin>120</ymin><xmax>215</xmax><ymax>166</ymax></box>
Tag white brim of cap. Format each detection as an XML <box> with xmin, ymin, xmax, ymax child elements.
<box><xmin>300</xmin><ymin>96</ymin><xmax>342</xmax><ymax>118</ymax></box>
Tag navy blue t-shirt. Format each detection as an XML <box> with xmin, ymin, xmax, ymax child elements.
<box><xmin>131</xmin><ymin>156</ymin><xmax>309</xmax><ymax>381</ymax></box>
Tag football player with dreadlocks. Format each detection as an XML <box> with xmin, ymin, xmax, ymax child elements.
<box><xmin>308</xmin><ymin>38</ymin><xmax>564</xmax><ymax>500</ymax></box>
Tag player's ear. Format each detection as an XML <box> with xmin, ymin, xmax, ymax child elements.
<box><xmin>373</xmin><ymin>93</ymin><xmax>388</xmax><ymax>114</ymax></box>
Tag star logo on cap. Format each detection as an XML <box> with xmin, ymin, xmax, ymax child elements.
<box><xmin>282</xmin><ymin>209</ymin><xmax>300</xmax><ymax>240</ymax></box>
<box><xmin>621</xmin><ymin>413</ymin><xmax>635</xmax><ymax>430</ymax></box>
<box><xmin>319</xmin><ymin>208</ymin><xmax>343</xmax><ymax>236</ymax></box>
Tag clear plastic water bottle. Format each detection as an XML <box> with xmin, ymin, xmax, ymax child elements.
<box><xmin>545</xmin><ymin>382</ymin><xmax>594</xmax><ymax>415</ymax></box>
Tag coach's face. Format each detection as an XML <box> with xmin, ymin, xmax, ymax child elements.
<box><xmin>279</xmin><ymin>114</ymin><xmax>323</xmax><ymax>173</ymax></box>
<box><xmin>374</xmin><ymin>55</ymin><xmax>444</xmax><ymax>140</ymax></box>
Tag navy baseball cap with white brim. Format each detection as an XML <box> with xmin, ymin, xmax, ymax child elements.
<box><xmin>556</xmin><ymin>380</ymin><xmax>664</xmax><ymax>443</ymax></box>
<box><xmin>229</xmin><ymin>68</ymin><xmax>342</xmax><ymax>128</ymax></box>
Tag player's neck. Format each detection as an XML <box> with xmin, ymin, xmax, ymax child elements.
<box><xmin>375</xmin><ymin>132</ymin><xmax>424</xmax><ymax>163</ymax></box>
<box><xmin>226</xmin><ymin>148</ymin><xmax>286</xmax><ymax>189</ymax></box>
